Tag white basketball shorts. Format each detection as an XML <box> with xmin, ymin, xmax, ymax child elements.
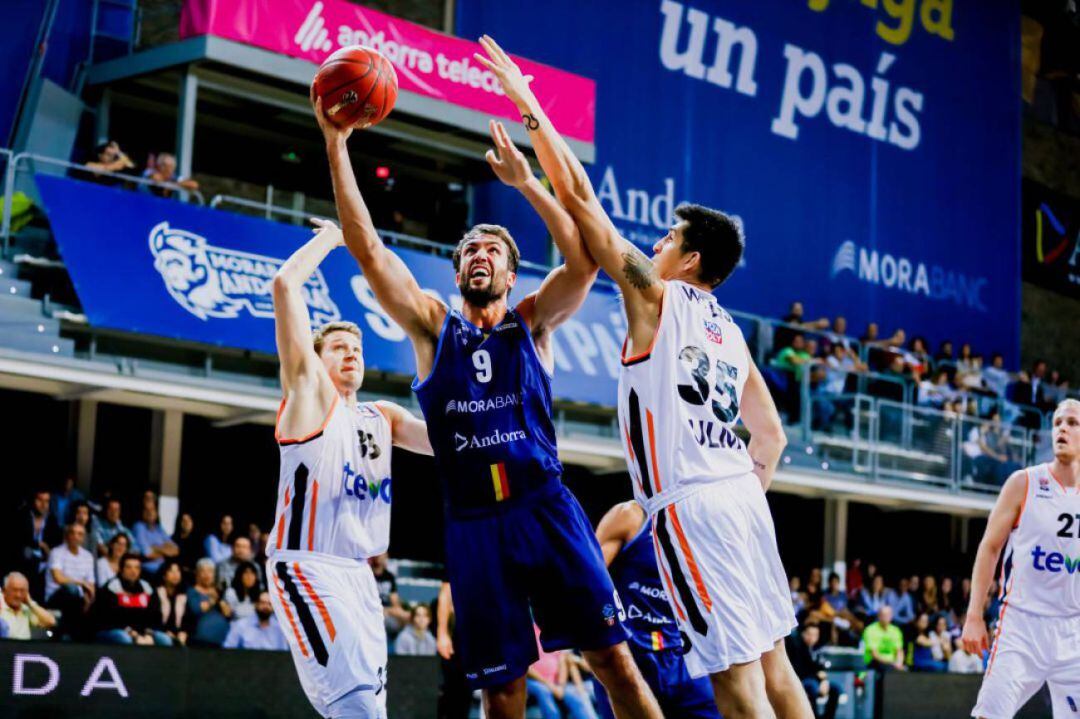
<box><xmin>973</xmin><ymin>604</ymin><xmax>1080</xmax><ymax>718</ymax></box>
<box><xmin>267</xmin><ymin>551</ymin><xmax>387</xmax><ymax>718</ymax></box>
<box><xmin>650</xmin><ymin>472</ymin><xmax>796</xmax><ymax>677</ymax></box>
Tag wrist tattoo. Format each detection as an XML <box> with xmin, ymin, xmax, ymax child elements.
<box><xmin>522</xmin><ymin>113</ymin><xmax>540</xmax><ymax>131</ymax></box>
<box><xmin>621</xmin><ymin>248</ymin><xmax>658</xmax><ymax>290</ymax></box>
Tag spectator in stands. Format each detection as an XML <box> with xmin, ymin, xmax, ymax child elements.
<box><xmin>775</xmin><ymin>301</ymin><xmax>830</xmax><ymax>351</ymax></box>
<box><xmin>846</xmin><ymin>559</ymin><xmax>864</xmax><ymax>597</ymax></box>
<box><xmin>204</xmin><ymin>514</ymin><xmax>235</xmax><ymax>564</ymax></box>
<box><xmin>958</xmin><ymin>578</ymin><xmax>972</xmax><ymax>615</ymax></box>
<box><xmin>185</xmin><ymin>557</ymin><xmax>232</xmax><ymax>646</ymax></box>
<box><xmin>132</xmin><ymin>502</ymin><xmax>179</xmax><ymax>575</ymax></box>
<box><xmin>215</xmin><ymin>535</ymin><xmax>261</xmax><ymax>590</ymax></box>
<box><xmin>860</xmin><ymin>322</ymin><xmax>880</xmax><ymax>346</ymax></box>
<box><xmin>919</xmin><ymin>576</ymin><xmax>940</xmax><ymax>616</ymax></box>
<box><xmin>526</xmin><ymin>624</ymin><xmax>596</xmax><ymax>719</ymax></box>
<box><xmin>156</xmin><ymin>559</ymin><xmax>187</xmax><ymax>646</ymax></box>
<box><xmin>931</xmin><ymin>615</ymin><xmax>952</xmax><ymax>662</ymax></box>
<box><xmin>891</xmin><ymin>578</ymin><xmax>915</xmax><ymax>626</ymax></box>
<box><xmin>857</xmin><ymin>575</ymin><xmax>895</xmax><ymax>621</ymax></box>
<box><xmin>395</xmin><ymin>604</ymin><xmax>438</xmax><ymax>656</ymax></box>
<box><xmin>824</xmin><ymin>573</ymin><xmax>847</xmax><ymax>611</ymax></box>
<box><xmin>91</xmin><ymin>498</ymin><xmax>134</xmax><ymax>558</ymax></box>
<box><xmin>774</xmin><ymin>334</ymin><xmax>816</xmax><ymax>379</ymax></box>
<box><xmin>94</xmin><ymin>554</ymin><xmax>172</xmax><ymax>646</ymax></box>
<box><xmin>370</xmin><ymin>553</ymin><xmax>410</xmax><ymax>639</ymax></box>
<box><xmin>223</xmin><ymin>591</ymin><xmax>287</xmax><ymax>650</ymax></box>
<box><xmin>910</xmin><ymin>613</ymin><xmax>948</xmax><ymax>672</ymax></box>
<box><xmin>939</xmin><ymin>577</ymin><xmax>956</xmax><ymax>620</ymax></box>
<box><xmin>786</xmin><ymin>623</ymin><xmax>840</xmax><ymax>719</ymax></box>
<box><xmin>823</xmin><ymin>316</ymin><xmax>856</xmax><ymax>357</ymax></box>
<box><xmin>95</xmin><ymin>531</ymin><xmax>130</xmax><ymax>586</ymax></box>
<box><xmin>71</xmin><ymin>502</ymin><xmax>96</xmax><ymax>553</ymax></box>
<box><xmin>917</xmin><ymin>369</ymin><xmax>955</xmax><ymax>408</ymax></box>
<box><xmin>84</xmin><ymin>140</ymin><xmax>135</xmax><ymax>178</ymax></box>
<box><xmin>934</xmin><ymin>340</ymin><xmax>955</xmax><ymax>364</ymax></box>
<box><xmin>790</xmin><ymin>575</ymin><xmax>807</xmax><ymax>616</ymax></box>
<box><xmin>141</xmin><ymin>152</ymin><xmax>199</xmax><ymax>199</ymax></box>
<box><xmin>862</xmin><ymin>605</ymin><xmax>905</xmax><ymax>673</ymax></box>
<box><xmin>12</xmin><ymin>489</ymin><xmax>61</xmax><ymax>599</ymax></box>
<box><xmin>44</xmin><ymin>523</ymin><xmax>96</xmax><ymax>638</ymax></box>
<box><xmin>965</xmin><ymin>411</ymin><xmax>1019</xmax><ymax>485</ymax></box>
<box><xmin>224</xmin><ymin>561</ymin><xmax>261</xmax><ymax>621</ymax></box>
<box><xmin>1</xmin><ymin>571</ymin><xmax>56</xmax><ymax>639</ymax></box>
<box><xmin>247</xmin><ymin>522</ymin><xmax>266</xmax><ymax>564</ymax></box>
<box><xmin>1046</xmin><ymin>370</ymin><xmax>1070</xmax><ymax>404</ymax></box>
<box><xmin>172</xmin><ymin>512</ymin><xmax>201</xmax><ymax>575</ymax></box>
<box><xmin>50</xmin><ymin>477</ymin><xmax>86</xmax><ymax>526</ymax></box>
<box><xmin>948</xmin><ymin>634</ymin><xmax>984</xmax><ymax>674</ymax></box>
<box><xmin>982</xmin><ymin>353</ymin><xmax>1012</xmax><ymax>397</ymax></box>
<box><xmin>1030</xmin><ymin>359</ymin><xmax>1052</xmax><ymax>410</ymax></box>
<box><xmin>903</xmin><ymin>337</ymin><xmax>931</xmax><ymax>378</ymax></box>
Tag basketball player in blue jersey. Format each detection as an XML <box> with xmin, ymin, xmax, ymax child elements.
<box><xmin>594</xmin><ymin>501</ymin><xmax>721</xmax><ymax>719</ymax></box>
<box><xmin>312</xmin><ymin>98</ymin><xmax>662</xmax><ymax>719</ymax></box>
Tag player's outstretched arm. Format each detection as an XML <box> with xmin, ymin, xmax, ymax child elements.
<box><xmin>313</xmin><ymin>94</ymin><xmax>445</xmax><ymax>351</ymax></box>
<box><xmin>595</xmin><ymin>501</ymin><xmax>645</xmax><ymax>567</ymax></box>
<box><xmin>375</xmin><ymin>400</ymin><xmax>433</xmax><ymax>456</ymax></box>
<box><xmin>740</xmin><ymin>354</ymin><xmax>788</xmax><ymax>491</ymax></box>
<box><xmin>273</xmin><ymin>218</ymin><xmax>343</xmax><ymax>396</ymax></box>
<box><xmin>962</xmin><ymin>470</ymin><xmax>1026</xmax><ymax>655</ymax></box>
<box><xmin>476</xmin><ymin>36</ymin><xmax>662</xmax><ymax>348</ymax></box>
<box><xmin>483</xmin><ymin>119</ymin><xmax>597</xmax><ymax>337</ymax></box>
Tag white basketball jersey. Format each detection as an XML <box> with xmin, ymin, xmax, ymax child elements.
<box><xmin>269</xmin><ymin>397</ymin><xmax>393</xmax><ymax>560</ymax></box>
<box><xmin>617</xmin><ymin>280</ymin><xmax>754</xmax><ymax>515</ymax></box>
<box><xmin>999</xmin><ymin>463</ymin><xmax>1080</xmax><ymax>617</ymax></box>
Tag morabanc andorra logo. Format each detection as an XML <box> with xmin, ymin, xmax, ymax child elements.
<box><xmin>149</xmin><ymin>222</ymin><xmax>340</xmax><ymax>326</ymax></box>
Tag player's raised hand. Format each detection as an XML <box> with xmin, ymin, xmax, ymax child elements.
<box><xmin>310</xmin><ymin>88</ymin><xmax>353</xmax><ymax>144</ymax></box>
<box><xmin>961</xmin><ymin>613</ymin><xmax>989</xmax><ymax>655</ymax></box>
<box><xmin>310</xmin><ymin>217</ymin><xmax>345</xmax><ymax>247</ymax></box>
<box><xmin>485</xmin><ymin>119</ymin><xmax>532</xmax><ymax>188</ymax></box>
<box><xmin>474</xmin><ymin>35</ymin><xmax>534</xmax><ymax>107</ymax></box>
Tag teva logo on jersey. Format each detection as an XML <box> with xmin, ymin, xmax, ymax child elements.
<box><xmin>830</xmin><ymin>240</ymin><xmax>988</xmax><ymax>311</ymax></box>
<box><xmin>444</xmin><ymin>394</ymin><xmax>521</xmax><ymax>415</ymax></box>
<box><xmin>1030</xmin><ymin>545</ymin><xmax>1080</xmax><ymax>574</ymax></box>
<box><xmin>453</xmin><ymin>428</ymin><xmax>527</xmax><ymax>452</ymax></box>
<box><xmin>342</xmin><ymin>462</ymin><xmax>391</xmax><ymax>504</ymax></box>
<box><xmin>149</xmin><ymin>223</ymin><xmax>340</xmax><ymax>325</ymax></box>
<box><xmin>294</xmin><ymin>3</ymin><xmax>333</xmax><ymax>53</ymax></box>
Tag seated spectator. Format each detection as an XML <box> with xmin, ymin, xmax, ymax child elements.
<box><xmin>0</xmin><ymin>571</ymin><xmax>56</xmax><ymax>639</ymax></box>
<box><xmin>13</xmin><ymin>490</ymin><xmax>62</xmax><ymax>599</ymax></box>
<box><xmin>50</xmin><ymin>477</ymin><xmax>86</xmax><ymax>526</ymax></box>
<box><xmin>918</xmin><ymin>369</ymin><xmax>955</xmax><ymax>408</ymax></box>
<box><xmin>790</xmin><ymin>575</ymin><xmax>807</xmax><ymax>616</ymax></box>
<box><xmin>156</xmin><ymin>559</ymin><xmax>187</xmax><ymax>646</ymax></box>
<box><xmin>94</xmin><ymin>554</ymin><xmax>172</xmax><ymax>646</ymax></box>
<box><xmin>45</xmin><ymin>523</ymin><xmax>96</xmax><ymax>639</ymax></box>
<box><xmin>224</xmin><ymin>561</ymin><xmax>262</xmax><ymax>621</ymax></box>
<box><xmin>919</xmin><ymin>576</ymin><xmax>940</xmax><ymax>616</ymax></box>
<box><xmin>846</xmin><ymin>559</ymin><xmax>864</xmax><ymax>598</ymax></box>
<box><xmin>1046</xmin><ymin>370</ymin><xmax>1070</xmax><ymax>404</ymax></box>
<box><xmin>84</xmin><ymin>140</ymin><xmax>135</xmax><ymax>178</ymax></box>
<box><xmin>857</xmin><ymin>575</ymin><xmax>895</xmax><ymax>622</ymax></box>
<box><xmin>204</xmin><ymin>515</ymin><xmax>235</xmax><ymax>565</ymax></box>
<box><xmin>911</xmin><ymin>613</ymin><xmax>950</xmax><ymax>672</ymax></box>
<box><xmin>775</xmin><ymin>301</ymin><xmax>830</xmax><ymax>350</ymax></box>
<box><xmin>395</xmin><ymin>604</ymin><xmax>438</xmax><ymax>656</ymax></box>
<box><xmin>185</xmin><ymin>558</ymin><xmax>232</xmax><ymax>647</ymax></box>
<box><xmin>891</xmin><ymin>578</ymin><xmax>915</xmax><ymax>626</ymax></box>
<box><xmin>939</xmin><ymin>577</ymin><xmax>956</xmax><ymax>620</ymax></box>
<box><xmin>862</xmin><ymin>605</ymin><xmax>906</xmax><ymax>673</ymax></box>
<box><xmin>526</xmin><ymin>625</ymin><xmax>596</xmax><ymax>719</ymax></box>
<box><xmin>786</xmin><ymin>623</ymin><xmax>840</xmax><ymax>719</ymax></box>
<box><xmin>216</xmin><ymin>536</ymin><xmax>262</xmax><ymax>590</ymax></box>
<box><xmin>824</xmin><ymin>573</ymin><xmax>847</xmax><ymax>612</ymax></box>
<box><xmin>948</xmin><ymin>636</ymin><xmax>984</xmax><ymax>673</ymax></box>
<box><xmin>370</xmin><ymin>553</ymin><xmax>410</xmax><ymax>638</ymax></box>
<box><xmin>141</xmin><ymin>152</ymin><xmax>199</xmax><ymax>198</ymax></box>
<box><xmin>223</xmin><ymin>591</ymin><xmax>287</xmax><ymax>651</ymax></box>
<box><xmin>934</xmin><ymin>340</ymin><xmax>954</xmax><ymax>363</ymax></box>
<box><xmin>172</xmin><ymin>512</ymin><xmax>201</xmax><ymax>575</ymax></box>
<box><xmin>822</xmin><ymin>316</ymin><xmax>856</xmax><ymax>357</ymax></box>
<box><xmin>96</xmin><ymin>532</ymin><xmax>130</xmax><ymax>586</ymax></box>
<box><xmin>902</xmin><ymin>336</ymin><xmax>931</xmax><ymax>378</ymax></box>
<box><xmin>773</xmin><ymin>334</ymin><xmax>816</xmax><ymax>380</ymax></box>
<box><xmin>247</xmin><ymin>522</ymin><xmax>266</xmax><ymax>564</ymax></box>
<box><xmin>91</xmin><ymin>498</ymin><xmax>135</xmax><ymax>557</ymax></box>
<box><xmin>70</xmin><ymin>502</ymin><xmax>97</xmax><ymax>553</ymax></box>
<box><xmin>132</xmin><ymin>503</ymin><xmax>179</xmax><ymax>575</ymax></box>
<box><xmin>982</xmin><ymin>353</ymin><xmax>1012</xmax><ymax>397</ymax></box>
<box><xmin>931</xmin><ymin>615</ymin><xmax>953</xmax><ymax>662</ymax></box>
<box><xmin>964</xmin><ymin>411</ymin><xmax>1020</xmax><ymax>485</ymax></box>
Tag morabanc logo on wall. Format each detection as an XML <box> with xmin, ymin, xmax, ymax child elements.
<box><xmin>148</xmin><ymin>222</ymin><xmax>340</xmax><ymax>326</ymax></box>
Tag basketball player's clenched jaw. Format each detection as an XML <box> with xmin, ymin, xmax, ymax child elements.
<box><xmin>319</xmin><ymin>331</ymin><xmax>365</xmax><ymax>396</ymax></box>
<box><xmin>455</xmin><ymin>235</ymin><xmax>516</xmax><ymax>311</ymax></box>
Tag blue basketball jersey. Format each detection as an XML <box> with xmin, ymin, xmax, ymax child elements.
<box><xmin>611</xmin><ymin>518</ymin><xmax>683</xmax><ymax>653</ymax></box>
<box><xmin>413</xmin><ymin>308</ymin><xmax>563</xmax><ymax>516</ymax></box>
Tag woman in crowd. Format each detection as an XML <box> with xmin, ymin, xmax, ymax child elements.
<box><xmin>394</xmin><ymin>604</ymin><xmax>437</xmax><ymax>656</ymax></box>
<box><xmin>203</xmin><ymin>514</ymin><xmax>234</xmax><ymax>564</ymax></box>
<box><xmin>911</xmin><ymin>613</ymin><xmax>948</xmax><ymax>672</ymax></box>
<box><xmin>172</xmin><ymin>512</ymin><xmax>202</xmax><ymax>575</ymax></box>
<box><xmin>223</xmin><ymin>561</ymin><xmax>261</xmax><ymax>621</ymax></box>
<box><xmin>72</xmin><ymin>502</ymin><xmax>96</xmax><ymax>553</ymax></box>
<box><xmin>185</xmin><ymin>557</ymin><xmax>232</xmax><ymax>646</ymax></box>
<box><xmin>96</xmin><ymin>532</ymin><xmax>130</xmax><ymax>586</ymax></box>
<box><xmin>156</xmin><ymin>559</ymin><xmax>188</xmax><ymax>645</ymax></box>
<box><xmin>920</xmin><ymin>575</ymin><xmax>940</xmax><ymax>615</ymax></box>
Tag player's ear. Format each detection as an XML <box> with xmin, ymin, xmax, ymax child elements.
<box><xmin>506</xmin><ymin>271</ymin><xmax>517</xmax><ymax>290</ymax></box>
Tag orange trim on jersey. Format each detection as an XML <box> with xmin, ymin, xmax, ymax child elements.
<box><xmin>275</xmin><ymin>395</ymin><xmax>339</xmax><ymax>445</ymax></box>
<box><xmin>275</xmin><ymin>487</ymin><xmax>292</xmax><ymax>551</ymax></box>
<box><xmin>620</xmin><ymin>284</ymin><xmax>666</xmax><ymax>366</ymax></box>
<box><xmin>1047</xmin><ymin>465</ymin><xmax>1078</xmax><ymax>495</ymax></box>
<box><xmin>985</xmin><ymin>601</ymin><xmax>1009</xmax><ymax>676</ymax></box>
<box><xmin>274</xmin><ymin>576</ymin><xmax>309</xmax><ymax>657</ymax></box>
<box><xmin>666</xmin><ymin>504</ymin><xmax>713</xmax><ymax>612</ymax></box>
<box><xmin>624</xmin><ymin>427</ymin><xmax>645</xmax><ymax>496</ymax></box>
<box><xmin>645</xmin><ymin>409</ymin><xmax>663</xmax><ymax>493</ymax></box>
<box><xmin>1014</xmin><ymin>470</ymin><xmax>1030</xmax><ymax>529</ymax></box>
<box><xmin>307</xmin><ymin>480</ymin><xmax>319</xmax><ymax>551</ymax></box>
<box><xmin>651</xmin><ymin>530</ymin><xmax>687</xmax><ymax>622</ymax></box>
<box><xmin>293</xmin><ymin>562</ymin><xmax>337</xmax><ymax>642</ymax></box>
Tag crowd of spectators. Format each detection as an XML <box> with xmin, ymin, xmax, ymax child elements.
<box><xmin>81</xmin><ymin>140</ymin><xmax>200</xmax><ymax>199</ymax></box>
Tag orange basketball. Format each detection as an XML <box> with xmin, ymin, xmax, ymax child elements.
<box><xmin>312</xmin><ymin>46</ymin><xmax>398</xmax><ymax>130</ymax></box>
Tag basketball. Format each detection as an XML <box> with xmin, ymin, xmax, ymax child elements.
<box><xmin>313</xmin><ymin>46</ymin><xmax>398</xmax><ymax>130</ymax></box>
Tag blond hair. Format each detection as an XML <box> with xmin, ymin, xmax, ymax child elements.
<box><xmin>312</xmin><ymin>321</ymin><xmax>362</xmax><ymax>355</ymax></box>
<box><xmin>1056</xmin><ymin>398</ymin><xmax>1080</xmax><ymax>417</ymax></box>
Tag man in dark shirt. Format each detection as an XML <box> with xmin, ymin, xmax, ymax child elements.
<box><xmin>369</xmin><ymin>552</ymin><xmax>410</xmax><ymax>638</ymax></box>
<box><xmin>786</xmin><ymin>623</ymin><xmax>840</xmax><ymax>719</ymax></box>
<box><xmin>94</xmin><ymin>554</ymin><xmax>172</xmax><ymax>646</ymax></box>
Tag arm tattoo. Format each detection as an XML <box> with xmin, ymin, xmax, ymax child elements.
<box><xmin>522</xmin><ymin>113</ymin><xmax>540</xmax><ymax>131</ymax></box>
<box><xmin>621</xmin><ymin>248</ymin><xmax>658</xmax><ymax>291</ymax></box>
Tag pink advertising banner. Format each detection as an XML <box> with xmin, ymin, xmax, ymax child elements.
<box><xmin>180</xmin><ymin>0</ymin><xmax>596</xmax><ymax>143</ymax></box>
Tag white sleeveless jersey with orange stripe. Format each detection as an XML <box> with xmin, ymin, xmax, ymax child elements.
<box><xmin>617</xmin><ymin>280</ymin><xmax>754</xmax><ymax>515</ymax></box>
<box><xmin>998</xmin><ymin>463</ymin><xmax>1080</xmax><ymax>617</ymax></box>
<box><xmin>269</xmin><ymin>396</ymin><xmax>393</xmax><ymax>560</ymax></box>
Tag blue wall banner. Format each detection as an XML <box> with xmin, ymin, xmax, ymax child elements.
<box><xmin>36</xmin><ymin>175</ymin><xmax>628</xmax><ymax>406</ymax></box>
<box><xmin>459</xmin><ymin>0</ymin><xmax>1022</xmax><ymax>364</ymax></box>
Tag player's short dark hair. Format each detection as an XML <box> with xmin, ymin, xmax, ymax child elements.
<box><xmin>453</xmin><ymin>224</ymin><xmax>520</xmax><ymax>274</ymax></box>
<box><xmin>674</xmin><ymin>203</ymin><xmax>744</xmax><ymax>288</ymax></box>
